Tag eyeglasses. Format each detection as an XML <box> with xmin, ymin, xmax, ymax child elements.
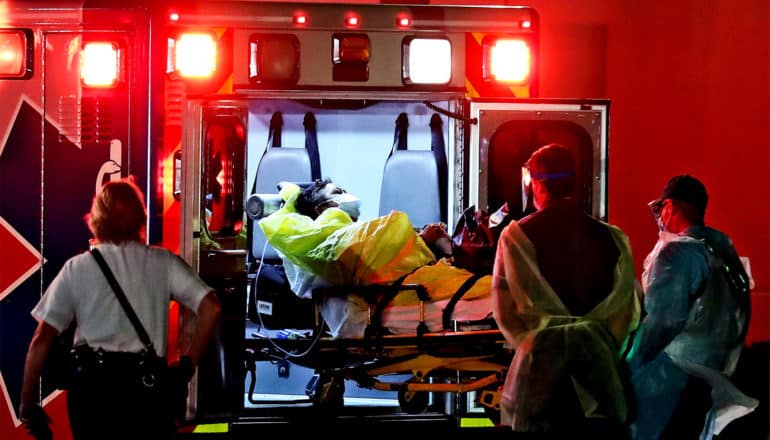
<box><xmin>648</xmin><ymin>198</ymin><xmax>667</xmax><ymax>219</ymax></box>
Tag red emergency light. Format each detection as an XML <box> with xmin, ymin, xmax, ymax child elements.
<box><xmin>293</xmin><ymin>12</ymin><xmax>308</xmax><ymax>26</ymax></box>
<box><xmin>0</xmin><ymin>29</ymin><xmax>33</xmax><ymax>79</ymax></box>
<box><xmin>482</xmin><ymin>37</ymin><xmax>531</xmax><ymax>84</ymax></box>
<box><xmin>345</xmin><ymin>13</ymin><xmax>361</xmax><ymax>28</ymax></box>
<box><xmin>170</xmin><ymin>32</ymin><xmax>217</xmax><ymax>79</ymax></box>
<box><xmin>81</xmin><ymin>41</ymin><xmax>121</xmax><ymax>87</ymax></box>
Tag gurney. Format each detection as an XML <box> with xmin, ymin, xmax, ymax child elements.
<box><xmin>244</xmin><ymin>182</ymin><xmax>511</xmax><ymax>418</ymax></box>
<box><xmin>245</xmin><ymin>279</ymin><xmax>510</xmax><ymax>419</ymax></box>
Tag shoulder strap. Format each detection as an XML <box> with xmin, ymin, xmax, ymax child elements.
<box><xmin>91</xmin><ymin>248</ymin><xmax>156</xmax><ymax>354</ymax></box>
<box><xmin>702</xmin><ymin>241</ymin><xmax>752</xmax><ymax>340</ymax></box>
<box><xmin>430</xmin><ymin>113</ymin><xmax>448</xmax><ymax>222</ymax></box>
<box><xmin>304</xmin><ymin>112</ymin><xmax>322</xmax><ymax>180</ymax></box>
<box><xmin>267</xmin><ymin>111</ymin><xmax>283</xmax><ymax>149</ymax></box>
<box><xmin>390</xmin><ymin>112</ymin><xmax>409</xmax><ymax>156</ymax></box>
<box><xmin>249</xmin><ymin>112</ymin><xmax>284</xmax><ymax>195</ymax></box>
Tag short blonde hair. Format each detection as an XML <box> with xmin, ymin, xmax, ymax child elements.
<box><xmin>85</xmin><ymin>177</ymin><xmax>147</xmax><ymax>243</ymax></box>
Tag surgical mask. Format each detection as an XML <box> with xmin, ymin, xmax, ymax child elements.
<box><xmin>330</xmin><ymin>193</ymin><xmax>361</xmax><ymax>221</ymax></box>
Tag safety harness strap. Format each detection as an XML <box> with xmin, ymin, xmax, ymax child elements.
<box><xmin>304</xmin><ymin>112</ymin><xmax>322</xmax><ymax>181</ymax></box>
<box><xmin>442</xmin><ymin>273</ymin><xmax>483</xmax><ymax>331</ymax></box>
<box><xmin>430</xmin><ymin>113</ymin><xmax>448</xmax><ymax>223</ymax></box>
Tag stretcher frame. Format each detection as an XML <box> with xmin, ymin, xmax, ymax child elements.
<box><xmin>244</xmin><ymin>282</ymin><xmax>511</xmax><ymax>419</ymax></box>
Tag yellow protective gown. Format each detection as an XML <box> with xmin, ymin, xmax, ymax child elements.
<box><xmin>492</xmin><ymin>220</ymin><xmax>640</xmax><ymax>432</ymax></box>
<box><xmin>259</xmin><ymin>183</ymin><xmax>485</xmax><ymax>303</ymax></box>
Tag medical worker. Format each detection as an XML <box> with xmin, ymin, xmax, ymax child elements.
<box><xmin>492</xmin><ymin>143</ymin><xmax>639</xmax><ymax>438</ymax></box>
<box><xmin>20</xmin><ymin>178</ymin><xmax>221</xmax><ymax>440</ymax></box>
<box><xmin>626</xmin><ymin>175</ymin><xmax>756</xmax><ymax>439</ymax></box>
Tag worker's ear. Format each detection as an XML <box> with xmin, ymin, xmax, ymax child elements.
<box><xmin>531</xmin><ymin>180</ymin><xmax>546</xmax><ymax>209</ymax></box>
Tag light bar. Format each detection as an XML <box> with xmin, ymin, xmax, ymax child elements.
<box><xmin>484</xmin><ymin>38</ymin><xmax>531</xmax><ymax>83</ymax></box>
<box><xmin>81</xmin><ymin>42</ymin><xmax>120</xmax><ymax>87</ymax></box>
<box><xmin>174</xmin><ymin>33</ymin><xmax>217</xmax><ymax>78</ymax></box>
<box><xmin>402</xmin><ymin>37</ymin><xmax>451</xmax><ymax>85</ymax></box>
<box><xmin>0</xmin><ymin>29</ymin><xmax>32</xmax><ymax>79</ymax></box>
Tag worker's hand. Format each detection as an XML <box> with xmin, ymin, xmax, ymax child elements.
<box><xmin>19</xmin><ymin>403</ymin><xmax>52</xmax><ymax>440</ymax></box>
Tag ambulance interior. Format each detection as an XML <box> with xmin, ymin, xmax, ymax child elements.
<box><xmin>193</xmin><ymin>96</ymin><xmax>607</xmax><ymax>422</ymax></box>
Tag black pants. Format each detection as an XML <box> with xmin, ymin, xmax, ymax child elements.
<box><xmin>66</xmin><ymin>354</ymin><xmax>178</xmax><ymax>440</ymax></box>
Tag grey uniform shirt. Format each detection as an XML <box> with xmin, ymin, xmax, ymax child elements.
<box><xmin>32</xmin><ymin>242</ymin><xmax>212</xmax><ymax>354</ymax></box>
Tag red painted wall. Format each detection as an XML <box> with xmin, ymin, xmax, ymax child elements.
<box><xmin>524</xmin><ymin>0</ymin><xmax>770</xmax><ymax>295</ymax></box>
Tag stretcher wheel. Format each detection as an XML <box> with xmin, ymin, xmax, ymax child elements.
<box><xmin>477</xmin><ymin>385</ymin><xmax>502</xmax><ymax>425</ymax></box>
<box><xmin>397</xmin><ymin>389</ymin><xmax>429</xmax><ymax>414</ymax></box>
<box><xmin>309</xmin><ymin>373</ymin><xmax>345</xmax><ymax>411</ymax></box>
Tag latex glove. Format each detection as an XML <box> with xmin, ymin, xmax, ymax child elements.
<box><xmin>20</xmin><ymin>404</ymin><xmax>52</xmax><ymax>440</ymax></box>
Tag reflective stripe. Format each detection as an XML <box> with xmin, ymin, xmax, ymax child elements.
<box><xmin>192</xmin><ymin>423</ymin><xmax>229</xmax><ymax>433</ymax></box>
<box><xmin>459</xmin><ymin>417</ymin><xmax>495</xmax><ymax>428</ymax></box>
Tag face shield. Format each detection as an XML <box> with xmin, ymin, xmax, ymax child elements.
<box><xmin>648</xmin><ymin>198</ymin><xmax>667</xmax><ymax>231</ymax></box>
<box><xmin>521</xmin><ymin>166</ymin><xmax>534</xmax><ymax>215</ymax></box>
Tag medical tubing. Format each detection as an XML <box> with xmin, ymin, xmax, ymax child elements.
<box><xmin>253</xmin><ymin>240</ymin><xmax>325</xmax><ymax>358</ymax></box>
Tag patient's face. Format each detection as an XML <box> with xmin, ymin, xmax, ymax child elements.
<box><xmin>315</xmin><ymin>182</ymin><xmax>347</xmax><ymax>203</ymax></box>
<box><xmin>314</xmin><ymin>182</ymin><xmax>360</xmax><ymax>221</ymax></box>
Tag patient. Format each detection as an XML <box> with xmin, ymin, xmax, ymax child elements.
<box><xmin>258</xmin><ymin>179</ymin><xmax>492</xmax><ymax>338</ymax></box>
<box><xmin>294</xmin><ymin>178</ymin><xmax>453</xmax><ymax>259</ymax></box>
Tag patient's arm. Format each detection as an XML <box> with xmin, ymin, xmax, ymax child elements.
<box><xmin>419</xmin><ymin>222</ymin><xmax>453</xmax><ymax>259</ymax></box>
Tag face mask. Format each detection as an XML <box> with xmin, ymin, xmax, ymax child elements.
<box><xmin>330</xmin><ymin>193</ymin><xmax>361</xmax><ymax>221</ymax></box>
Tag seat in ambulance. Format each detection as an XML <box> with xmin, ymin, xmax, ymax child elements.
<box><xmin>247</xmin><ymin>111</ymin><xmax>321</xmax><ymax>263</ymax></box>
<box><xmin>246</xmin><ymin>112</ymin><xmax>321</xmax><ymax>330</ymax></box>
<box><xmin>378</xmin><ymin>113</ymin><xmax>448</xmax><ymax>228</ymax></box>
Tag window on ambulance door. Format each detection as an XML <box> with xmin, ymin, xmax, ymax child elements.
<box><xmin>202</xmin><ymin>116</ymin><xmax>246</xmax><ymax>238</ymax></box>
<box><xmin>487</xmin><ymin>121</ymin><xmax>594</xmax><ymax>219</ymax></box>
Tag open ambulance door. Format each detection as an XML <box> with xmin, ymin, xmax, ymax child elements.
<box><xmin>467</xmin><ymin>99</ymin><xmax>610</xmax><ymax>222</ymax></box>
<box><xmin>179</xmin><ymin>99</ymin><xmax>249</xmax><ymax>422</ymax></box>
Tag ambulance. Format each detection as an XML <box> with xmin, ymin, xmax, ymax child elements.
<box><xmin>0</xmin><ymin>1</ymin><xmax>609</xmax><ymax>436</ymax></box>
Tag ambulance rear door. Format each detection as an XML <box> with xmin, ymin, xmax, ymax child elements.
<box><xmin>467</xmin><ymin>99</ymin><xmax>609</xmax><ymax>222</ymax></box>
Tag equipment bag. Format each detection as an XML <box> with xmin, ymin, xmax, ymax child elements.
<box><xmin>248</xmin><ymin>263</ymin><xmax>316</xmax><ymax>330</ymax></box>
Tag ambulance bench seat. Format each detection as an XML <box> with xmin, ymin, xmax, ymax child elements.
<box><xmin>251</xmin><ymin>148</ymin><xmax>313</xmax><ymax>262</ymax></box>
<box><xmin>379</xmin><ymin>150</ymin><xmax>442</xmax><ymax>229</ymax></box>
<box><xmin>249</xmin><ymin>112</ymin><xmax>321</xmax><ymax>264</ymax></box>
